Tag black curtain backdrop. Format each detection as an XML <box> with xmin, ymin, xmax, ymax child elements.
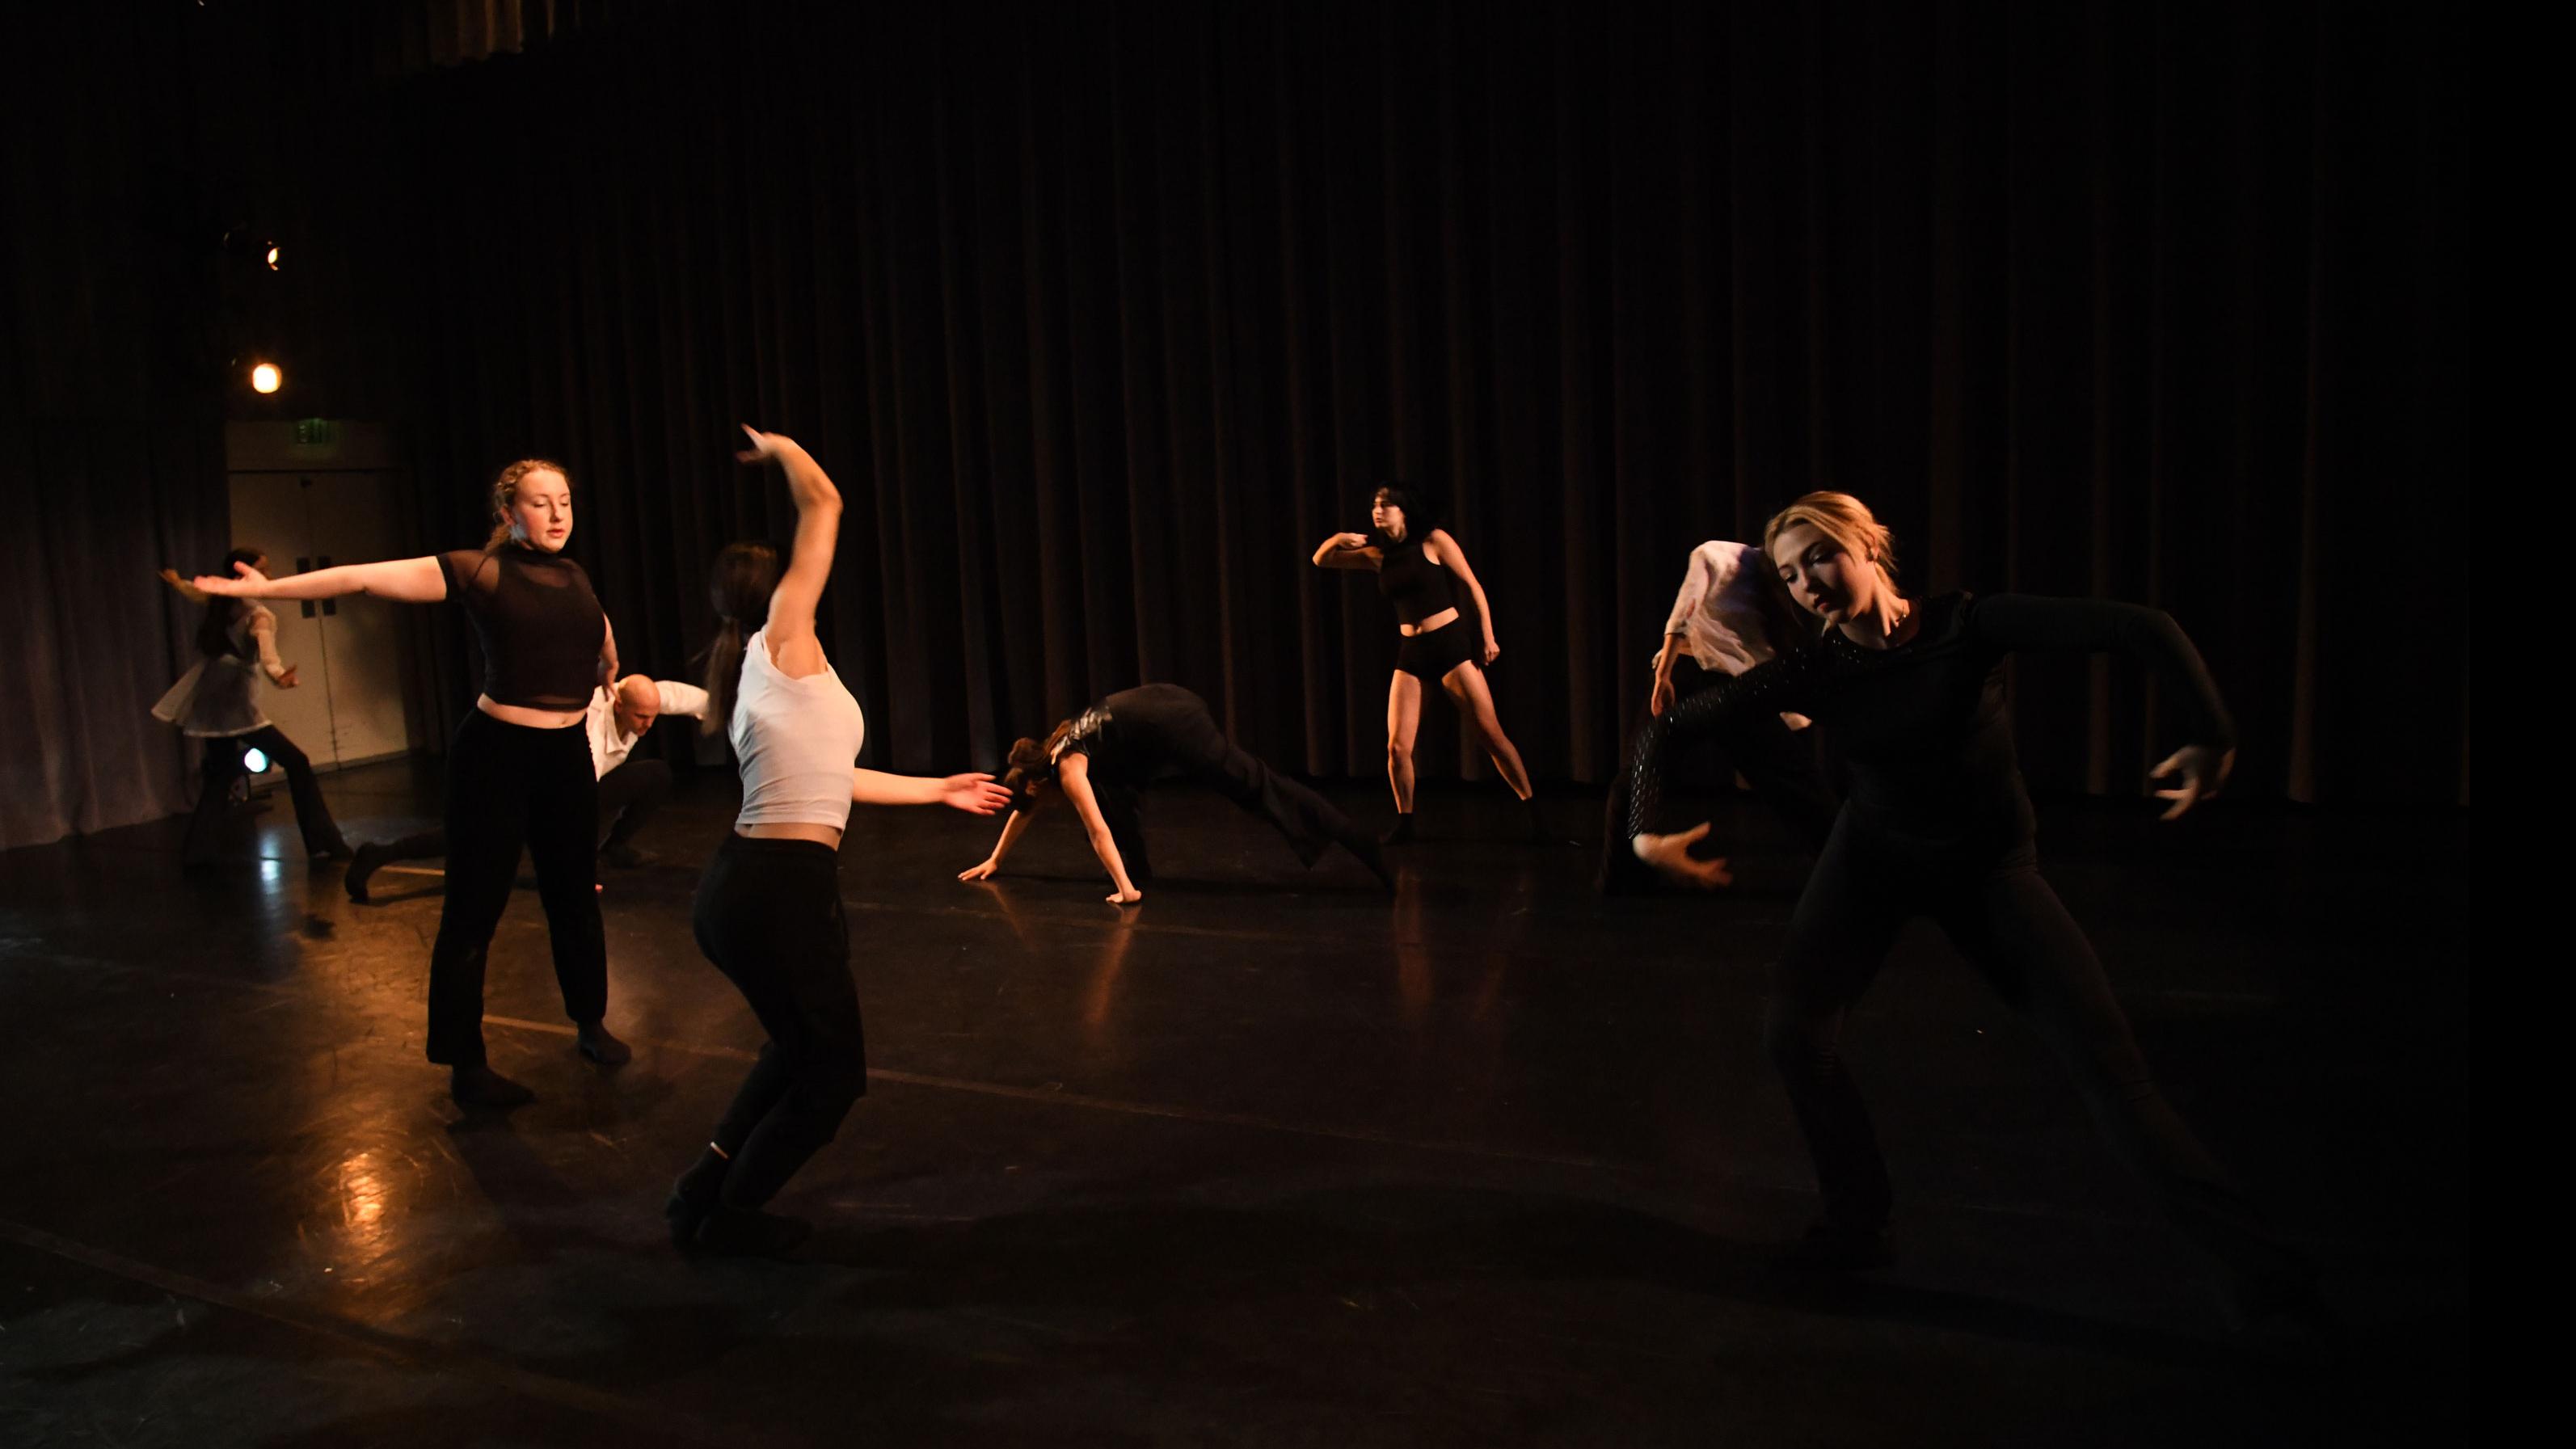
<box><xmin>274</xmin><ymin>1</ymin><xmax>2464</xmax><ymax>804</ymax></box>
<box><xmin>1</xmin><ymin>4</ymin><xmax>235</xmax><ymax>850</ymax></box>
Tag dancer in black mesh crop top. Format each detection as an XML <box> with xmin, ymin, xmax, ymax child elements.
<box><xmin>1621</xmin><ymin>492</ymin><xmax>2316</xmax><ymax>1325</ymax></box>
<box><xmin>959</xmin><ymin>683</ymin><xmax>1390</xmax><ymax>902</ymax></box>
<box><xmin>196</xmin><ymin>458</ymin><xmax>629</xmax><ymax>1108</ymax></box>
<box><xmin>1312</xmin><ymin>484</ymin><xmax>1547</xmax><ymax>844</ymax></box>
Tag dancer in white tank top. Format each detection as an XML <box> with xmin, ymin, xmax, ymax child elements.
<box><xmin>666</xmin><ymin>427</ymin><xmax>1010</xmax><ymax>1258</ymax></box>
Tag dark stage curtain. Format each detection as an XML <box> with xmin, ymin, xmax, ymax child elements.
<box><xmin>1</xmin><ymin>5</ymin><xmax>233</xmax><ymax>851</ymax></box>
<box><xmin>268</xmin><ymin>0</ymin><xmax>2463</xmax><ymax>803</ymax></box>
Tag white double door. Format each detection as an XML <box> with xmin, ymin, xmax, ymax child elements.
<box><xmin>228</xmin><ymin>470</ymin><xmax>424</xmax><ymax>770</ymax></box>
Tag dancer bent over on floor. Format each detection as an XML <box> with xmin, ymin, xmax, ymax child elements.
<box><xmin>1312</xmin><ymin>484</ymin><xmax>1548</xmax><ymax>844</ymax></box>
<box><xmin>154</xmin><ymin>551</ymin><xmax>352</xmax><ymax>864</ymax></box>
<box><xmin>196</xmin><ymin>460</ymin><xmax>627</xmax><ymax>1108</ymax></box>
<box><xmin>343</xmin><ymin>672</ymin><xmax>708</xmax><ymax>902</ymax></box>
<box><xmin>959</xmin><ymin>684</ymin><xmax>1393</xmax><ymax>904</ymax></box>
<box><xmin>1622</xmin><ymin>491</ymin><xmax>2318</xmax><ymax>1326</ymax></box>
<box><xmin>666</xmin><ymin>428</ymin><xmax>1011</xmax><ymax>1258</ymax></box>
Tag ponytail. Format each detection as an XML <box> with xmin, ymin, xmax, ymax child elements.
<box><xmin>700</xmin><ymin>541</ymin><xmax>782</xmax><ymax>739</ymax></box>
<box><xmin>701</xmin><ymin>617</ymin><xmax>746</xmax><ymax>739</ymax></box>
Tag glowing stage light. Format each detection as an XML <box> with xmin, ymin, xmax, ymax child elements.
<box><xmin>265</xmin><ymin>243</ymin><xmax>280</xmax><ymax>270</ymax></box>
<box><xmin>251</xmin><ymin>362</ymin><xmax>282</xmax><ymax>394</ymax></box>
<box><xmin>243</xmin><ymin>748</ymin><xmax>271</xmax><ymax>773</ymax></box>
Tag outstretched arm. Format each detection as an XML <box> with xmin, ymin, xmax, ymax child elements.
<box><xmin>852</xmin><ymin>769</ymin><xmax>1013</xmax><ymax>811</ymax></box>
<box><xmin>158</xmin><ymin>567</ymin><xmax>209</xmax><ymax>605</ymax></box>
<box><xmin>1427</xmin><ymin>529</ymin><xmax>1503</xmax><ymax>664</ymax></box>
<box><xmin>959</xmin><ymin>809</ymin><xmax>1038</xmax><ymax>881</ymax></box>
<box><xmin>192</xmin><ymin>556</ymin><xmax>446</xmax><ymax>604</ymax></box>
<box><xmin>1625</xmin><ymin>653</ymin><xmax>1812</xmax><ymax>885</ymax></box>
<box><xmin>1967</xmin><ymin>595</ymin><xmax>2237</xmax><ymax>819</ymax></box>
<box><xmin>738</xmin><ymin>426</ymin><xmax>841</xmax><ymax>678</ymax></box>
<box><xmin>1312</xmin><ymin>531</ymin><xmax>1380</xmax><ymax>570</ymax></box>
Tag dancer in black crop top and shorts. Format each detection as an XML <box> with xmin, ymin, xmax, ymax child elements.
<box><xmin>1312</xmin><ymin>485</ymin><xmax>1545</xmax><ymax>844</ymax></box>
<box><xmin>197</xmin><ymin>459</ymin><xmax>630</xmax><ymax>1109</ymax></box>
<box><xmin>664</xmin><ymin>428</ymin><xmax>1011</xmax><ymax>1257</ymax></box>
<box><xmin>1622</xmin><ymin>492</ymin><xmax>2319</xmax><ymax>1328</ymax></box>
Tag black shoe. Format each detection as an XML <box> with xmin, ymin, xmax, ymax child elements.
<box><xmin>311</xmin><ymin>836</ymin><xmax>356</xmax><ymax>862</ymax></box>
<box><xmin>449</xmin><ymin>1063</ymin><xmax>535</xmax><ymax>1109</ymax></box>
<box><xmin>1382</xmin><ymin>815</ymin><xmax>1417</xmax><ymax>845</ymax></box>
<box><xmin>694</xmin><ymin>1207</ymin><xmax>812</xmax><ymax>1258</ymax></box>
<box><xmin>575</xmin><ymin>1020</ymin><xmax>632</xmax><ymax>1066</ymax></box>
<box><xmin>664</xmin><ymin>1148</ymin><xmax>731</xmax><ymax>1251</ymax></box>
<box><xmin>1775</xmin><ymin>1219</ymin><xmax>1894</xmax><ymax>1273</ymax></box>
<box><xmin>344</xmin><ymin>841</ymin><xmax>389</xmax><ymax>903</ymax></box>
<box><xmin>598</xmin><ymin>840</ymin><xmax>651</xmax><ymax>870</ymax></box>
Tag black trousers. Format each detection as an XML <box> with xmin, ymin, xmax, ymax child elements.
<box><xmin>693</xmin><ymin>834</ymin><xmax>866</xmax><ymax>1210</ymax></box>
<box><xmin>1092</xmin><ymin>697</ymin><xmax>1370</xmax><ymax>885</ymax></box>
<box><xmin>1598</xmin><ymin>657</ymin><xmax>1840</xmax><ymax>890</ymax></box>
<box><xmin>424</xmin><ymin>710</ymin><xmax>607</xmax><ymax>1066</ymax></box>
<box><xmin>1766</xmin><ymin>815</ymin><xmax>2308</xmax><ymax>1290</ymax></box>
<box><xmin>371</xmin><ymin>756</ymin><xmax>672</xmax><ymax>868</ymax></box>
<box><xmin>184</xmin><ymin>727</ymin><xmax>344</xmax><ymax>861</ymax></box>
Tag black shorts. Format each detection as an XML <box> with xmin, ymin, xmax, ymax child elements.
<box><xmin>1395</xmin><ymin>619</ymin><xmax>1480</xmax><ymax>682</ymax></box>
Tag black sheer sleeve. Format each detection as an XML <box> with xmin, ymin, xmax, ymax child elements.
<box><xmin>1965</xmin><ymin>594</ymin><xmax>2237</xmax><ymax>751</ymax></box>
<box><xmin>1623</xmin><ymin>651</ymin><xmax>1819</xmax><ymax>840</ymax></box>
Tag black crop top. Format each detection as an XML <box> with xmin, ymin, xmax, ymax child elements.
<box><xmin>1627</xmin><ymin>592</ymin><xmax>2236</xmax><ymax>852</ymax></box>
<box><xmin>1375</xmin><ymin>533</ymin><xmax>1459</xmax><ymax>626</ymax></box>
<box><xmin>438</xmin><ymin>544</ymin><xmax>607</xmax><ymax>711</ymax></box>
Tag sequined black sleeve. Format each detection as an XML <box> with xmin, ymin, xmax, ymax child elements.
<box><xmin>1623</xmin><ymin>650</ymin><xmax>1820</xmax><ymax>840</ymax></box>
<box><xmin>1965</xmin><ymin>595</ymin><xmax>2237</xmax><ymax>751</ymax></box>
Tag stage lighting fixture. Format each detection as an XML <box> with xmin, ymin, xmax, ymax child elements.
<box><xmin>243</xmin><ymin>748</ymin><xmax>270</xmax><ymax>773</ymax></box>
<box><xmin>266</xmin><ymin>243</ymin><xmax>280</xmax><ymax>270</ymax></box>
<box><xmin>251</xmin><ymin>361</ymin><xmax>282</xmax><ymax>394</ymax></box>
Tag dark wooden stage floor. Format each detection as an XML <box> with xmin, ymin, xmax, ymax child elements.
<box><xmin>0</xmin><ymin>760</ymin><xmax>2468</xmax><ymax>1447</ymax></box>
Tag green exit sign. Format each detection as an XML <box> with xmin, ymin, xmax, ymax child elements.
<box><xmin>294</xmin><ymin>419</ymin><xmax>336</xmax><ymax>447</ymax></box>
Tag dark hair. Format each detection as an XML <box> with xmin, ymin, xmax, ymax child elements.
<box><xmin>997</xmin><ymin>720</ymin><xmax>1077</xmax><ymax>813</ymax></box>
<box><xmin>486</xmin><ymin>457</ymin><xmax>571</xmax><ymax>550</ymax></box>
<box><xmin>1368</xmin><ymin>482</ymin><xmax>1440</xmax><ymax>544</ymax></box>
<box><xmin>195</xmin><ymin>546</ymin><xmax>267</xmax><ymax>658</ymax></box>
<box><xmin>700</xmin><ymin>541</ymin><xmax>782</xmax><ymax>737</ymax></box>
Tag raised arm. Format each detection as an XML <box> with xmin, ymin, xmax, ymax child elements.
<box><xmin>1312</xmin><ymin>531</ymin><xmax>1381</xmax><ymax>570</ymax></box>
<box><xmin>1966</xmin><ymin>595</ymin><xmax>2237</xmax><ymax>819</ymax></box>
<box><xmin>1427</xmin><ymin>529</ymin><xmax>1502</xmax><ymax>663</ymax></box>
<box><xmin>192</xmin><ymin>556</ymin><xmax>447</xmax><ymax>604</ymax></box>
<box><xmin>737</xmin><ymin>426</ymin><xmax>841</xmax><ymax>678</ymax></box>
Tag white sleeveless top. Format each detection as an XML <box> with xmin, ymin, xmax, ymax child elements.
<box><xmin>731</xmin><ymin>629</ymin><xmax>866</xmax><ymax>831</ymax></box>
